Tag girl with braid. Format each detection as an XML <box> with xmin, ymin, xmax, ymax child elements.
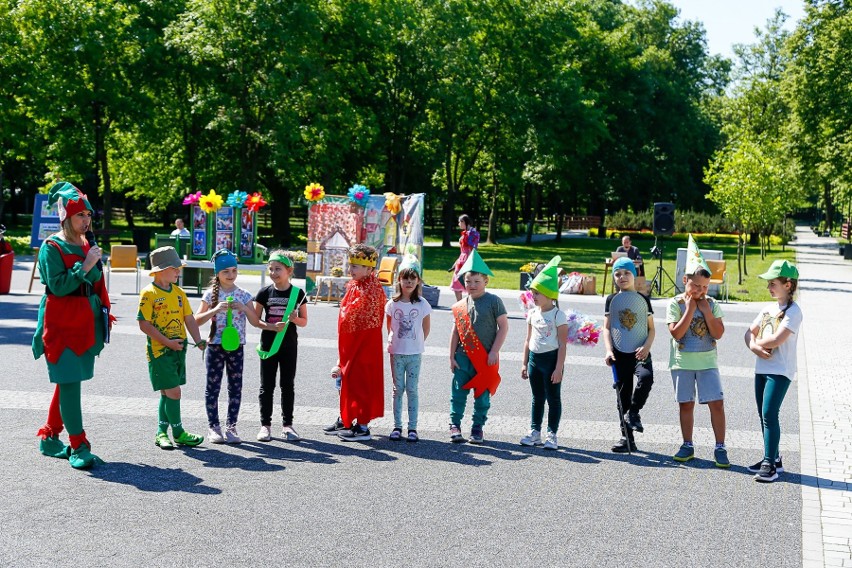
<box><xmin>195</xmin><ymin>249</ymin><xmax>277</xmax><ymax>444</ymax></box>
<box><xmin>744</xmin><ymin>260</ymin><xmax>802</xmax><ymax>483</ymax></box>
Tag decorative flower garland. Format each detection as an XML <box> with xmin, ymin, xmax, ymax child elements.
<box><xmin>245</xmin><ymin>192</ymin><xmax>267</xmax><ymax>212</ymax></box>
<box><xmin>199</xmin><ymin>189</ymin><xmax>224</xmax><ymax>213</ymax></box>
<box><xmin>384</xmin><ymin>192</ymin><xmax>401</xmax><ymax>215</ymax></box>
<box><xmin>182</xmin><ymin>191</ymin><xmax>202</xmax><ymax>206</ymax></box>
<box><xmin>226</xmin><ymin>190</ymin><xmax>248</xmax><ymax>208</ymax></box>
<box><xmin>304</xmin><ymin>183</ymin><xmax>325</xmax><ymax>202</ymax></box>
<box><xmin>347</xmin><ymin>184</ymin><xmax>370</xmax><ymax>207</ymax></box>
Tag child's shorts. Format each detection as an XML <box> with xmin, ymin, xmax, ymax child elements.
<box><xmin>148</xmin><ymin>348</ymin><xmax>187</xmax><ymax>391</ymax></box>
<box><xmin>671</xmin><ymin>368</ymin><xmax>723</xmax><ymax>404</ymax></box>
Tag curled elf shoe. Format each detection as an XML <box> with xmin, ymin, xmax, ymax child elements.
<box><xmin>155</xmin><ymin>432</ymin><xmax>174</xmax><ymax>450</ymax></box>
<box><xmin>69</xmin><ymin>445</ymin><xmax>104</xmax><ymax>470</ymax></box>
<box><xmin>173</xmin><ymin>431</ymin><xmax>204</xmax><ymax>447</ymax></box>
<box><xmin>39</xmin><ymin>436</ymin><xmax>71</xmax><ymax>459</ymax></box>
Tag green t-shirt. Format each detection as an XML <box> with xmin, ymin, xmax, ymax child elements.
<box><xmin>455</xmin><ymin>291</ymin><xmax>507</xmax><ymax>353</ymax></box>
<box><xmin>665</xmin><ymin>294</ymin><xmax>724</xmax><ymax>370</ymax></box>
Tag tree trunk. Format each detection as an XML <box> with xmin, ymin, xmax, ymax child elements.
<box><xmin>441</xmin><ymin>142</ymin><xmax>456</xmax><ymax>248</ymax></box>
<box><xmin>509</xmin><ymin>188</ymin><xmax>518</xmax><ymax>235</ymax></box>
<box><xmin>93</xmin><ymin>102</ymin><xmax>112</xmax><ymax>230</ymax></box>
<box><xmin>266</xmin><ymin>170</ymin><xmax>291</xmax><ymax>247</ymax></box>
<box><xmin>737</xmin><ymin>233</ymin><xmax>743</xmax><ymax>286</ymax></box>
<box><xmin>486</xmin><ymin>164</ymin><xmax>499</xmax><ymax>245</ymax></box>
<box><xmin>824</xmin><ymin>181</ymin><xmax>834</xmax><ymax>232</ymax></box>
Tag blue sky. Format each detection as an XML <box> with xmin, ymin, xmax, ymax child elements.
<box><xmin>666</xmin><ymin>0</ymin><xmax>806</xmax><ymax>60</ymax></box>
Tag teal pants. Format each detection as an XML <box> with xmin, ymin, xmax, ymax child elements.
<box><xmin>754</xmin><ymin>373</ymin><xmax>791</xmax><ymax>461</ymax></box>
<box><xmin>450</xmin><ymin>352</ymin><xmax>491</xmax><ymax>427</ymax></box>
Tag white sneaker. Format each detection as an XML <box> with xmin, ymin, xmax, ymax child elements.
<box><xmin>256</xmin><ymin>425</ymin><xmax>272</xmax><ymax>442</ymax></box>
<box><xmin>543</xmin><ymin>431</ymin><xmax>558</xmax><ymax>450</ymax></box>
<box><xmin>208</xmin><ymin>425</ymin><xmax>225</xmax><ymax>444</ymax></box>
<box><xmin>283</xmin><ymin>425</ymin><xmax>301</xmax><ymax>442</ymax></box>
<box><xmin>520</xmin><ymin>429</ymin><xmax>542</xmax><ymax>446</ymax></box>
<box><xmin>224</xmin><ymin>425</ymin><xmax>241</xmax><ymax>444</ymax></box>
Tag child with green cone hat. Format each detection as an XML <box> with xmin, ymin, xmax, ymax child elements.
<box><xmin>519</xmin><ymin>256</ymin><xmax>568</xmax><ymax>450</ymax></box>
<box><xmin>33</xmin><ymin>182</ymin><xmax>111</xmax><ymax>469</ymax></box>
<box><xmin>666</xmin><ymin>234</ymin><xmax>728</xmax><ymax>467</ymax></box>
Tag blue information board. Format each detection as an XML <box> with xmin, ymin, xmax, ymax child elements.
<box><xmin>30</xmin><ymin>194</ymin><xmax>60</xmax><ymax>249</ymax></box>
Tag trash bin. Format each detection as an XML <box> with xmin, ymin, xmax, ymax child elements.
<box><xmin>132</xmin><ymin>229</ymin><xmax>152</xmax><ymax>254</ymax></box>
<box><xmin>0</xmin><ymin>252</ymin><xmax>13</xmax><ymax>294</ymax></box>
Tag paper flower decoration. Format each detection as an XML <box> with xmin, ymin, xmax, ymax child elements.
<box><xmin>226</xmin><ymin>190</ymin><xmax>248</xmax><ymax>208</ymax></box>
<box><xmin>384</xmin><ymin>192</ymin><xmax>402</xmax><ymax>215</ymax></box>
<box><xmin>182</xmin><ymin>191</ymin><xmax>201</xmax><ymax>206</ymax></box>
<box><xmin>518</xmin><ymin>290</ymin><xmax>536</xmax><ymax>316</ymax></box>
<box><xmin>347</xmin><ymin>184</ymin><xmax>370</xmax><ymax>207</ymax></box>
<box><xmin>304</xmin><ymin>183</ymin><xmax>325</xmax><ymax>202</ymax></box>
<box><xmin>245</xmin><ymin>192</ymin><xmax>267</xmax><ymax>212</ymax></box>
<box><xmin>565</xmin><ymin>310</ymin><xmax>601</xmax><ymax>346</ymax></box>
<box><xmin>199</xmin><ymin>189</ymin><xmax>224</xmax><ymax>213</ymax></box>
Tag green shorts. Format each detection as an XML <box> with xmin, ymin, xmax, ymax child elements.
<box><xmin>148</xmin><ymin>346</ymin><xmax>187</xmax><ymax>391</ymax></box>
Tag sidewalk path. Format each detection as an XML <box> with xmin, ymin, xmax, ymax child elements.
<box><xmin>793</xmin><ymin>227</ymin><xmax>852</xmax><ymax>567</ymax></box>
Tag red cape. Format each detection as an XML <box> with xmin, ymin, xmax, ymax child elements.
<box><xmin>338</xmin><ymin>274</ymin><xmax>385</xmax><ymax>425</ymax></box>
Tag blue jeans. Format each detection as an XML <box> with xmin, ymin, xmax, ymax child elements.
<box><xmin>391</xmin><ymin>353</ymin><xmax>422</xmax><ymax>430</ymax></box>
<box><xmin>450</xmin><ymin>352</ymin><xmax>491</xmax><ymax>427</ymax></box>
<box><xmin>754</xmin><ymin>373</ymin><xmax>791</xmax><ymax>461</ymax></box>
<box><xmin>527</xmin><ymin>349</ymin><xmax>563</xmax><ymax>433</ymax></box>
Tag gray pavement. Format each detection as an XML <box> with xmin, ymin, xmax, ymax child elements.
<box><xmin>0</xmin><ymin>225</ymin><xmax>847</xmax><ymax>566</ymax></box>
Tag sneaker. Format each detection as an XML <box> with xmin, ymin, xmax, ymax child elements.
<box><xmin>208</xmin><ymin>425</ymin><xmax>225</xmax><ymax>444</ymax></box>
<box><xmin>154</xmin><ymin>432</ymin><xmax>174</xmax><ymax>450</ymax></box>
<box><xmin>256</xmin><ymin>425</ymin><xmax>272</xmax><ymax>442</ymax></box>
<box><xmin>224</xmin><ymin>425</ymin><xmax>241</xmax><ymax>444</ymax></box>
<box><xmin>611</xmin><ymin>437</ymin><xmax>637</xmax><ymax>453</ymax></box>
<box><xmin>339</xmin><ymin>424</ymin><xmax>371</xmax><ymax>442</ymax></box>
<box><xmin>754</xmin><ymin>460</ymin><xmax>779</xmax><ymax>483</ymax></box>
<box><xmin>673</xmin><ymin>443</ymin><xmax>695</xmax><ymax>462</ymax></box>
<box><xmin>389</xmin><ymin>427</ymin><xmax>402</xmax><ymax>441</ymax></box>
<box><xmin>520</xmin><ymin>429</ymin><xmax>543</xmax><ymax>447</ymax></box>
<box><xmin>714</xmin><ymin>446</ymin><xmax>730</xmax><ymax>468</ymax></box>
<box><xmin>469</xmin><ymin>425</ymin><xmax>484</xmax><ymax>445</ymax></box>
<box><xmin>748</xmin><ymin>457</ymin><xmax>783</xmax><ymax>474</ymax></box>
<box><xmin>173</xmin><ymin>431</ymin><xmax>204</xmax><ymax>447</ymax></box>
<box><xmin>624</xmin><ymin>412</ymin><xmax>644</xmax><ymax>433</ymax></box>
<box><xmin>449</xmin><ymin>425</ymin><xmax>466</xmax><ymax>444</ymax></box>
<box><xmin>323</xmin><ymin>418</ymin><xmax>347</xmax><ymax>435</ymax></box>
<box><xmin>543</xmin><ymin>431</ymin><xmax>558</xmax><ymax>450</ymax></box>
<box><xmin>283</xmin><ymin>426</ymin><xmax>301</xmax><ymax>442</ymax></box>
<box><xmin>39</xmin><ymin>436</ymin><xmax>71</xmax><ymax>459</ymax></box>
<box><xmin>69</xmin><ymin>445</ymin><xmax>104</xmax><ymax>470</ymax></box>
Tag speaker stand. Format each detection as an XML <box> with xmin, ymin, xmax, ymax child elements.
<box><xmin>650</xmin><ymin>259</ymin><xmax>678</xmax><ymax>298</ymax></box>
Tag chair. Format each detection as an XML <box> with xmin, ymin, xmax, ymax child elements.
<box><xmin>376</xmin><ymin>255</ymin><xmax>398</xmax><ymax>286</ymax></box>
<box><xmin>706</xmin><ymin>259</ymin><xmax>728</xmax><ymax>302</ymax></box>
<box><xmin>106</xmin><ymin>244</ymin><xmax>141</xmax><ymax>294</ymax></box>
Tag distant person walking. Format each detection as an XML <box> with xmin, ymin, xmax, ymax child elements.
<box><xmin>450</xmin><ymin>214</ymin><xmax>480</xmax><ymax>302</ymax></box>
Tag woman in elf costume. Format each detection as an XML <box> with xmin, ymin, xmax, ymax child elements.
<box><xmin>32</xmin><ymin>182</ymin><xmax>112</xmax><ymax>470</ymax></box>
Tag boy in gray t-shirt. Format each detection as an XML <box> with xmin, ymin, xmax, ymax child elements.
<box><xmin>448</xmin><ymin>250</ymin><xmax>508</xmax><ymax>445</ymax></box>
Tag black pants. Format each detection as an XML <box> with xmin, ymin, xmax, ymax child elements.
<box><xmin>613</xmin><ymin>349</ymin><xmax>654</xmax><ymax>438</ymax></box>
<box><xmin>259</xmin><ymin>332</ymin><xmax>298</xmax><ymax>427</ymax></box>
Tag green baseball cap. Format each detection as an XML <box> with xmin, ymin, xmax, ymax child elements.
<box><xmin>758</xmin><ymin>259</ymin><xmax>799</xmax><ymax>280</ymax></box>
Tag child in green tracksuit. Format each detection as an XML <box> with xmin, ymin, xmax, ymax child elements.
<box><xmin>137</xmin><ymin>246</ymin><xmax>207</xmax><ymax>450</ymax></box>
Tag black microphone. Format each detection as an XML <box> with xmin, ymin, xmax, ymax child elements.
<box><xmin>85</xmin><ymin>230</ymin><xmax>104</xmax><ymax>271</ymax></box>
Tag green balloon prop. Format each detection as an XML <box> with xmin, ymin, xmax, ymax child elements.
<box><xmin>221</xmin><ymin>296</ymin><xmax>240</xmax><ymax>351</ymax></box>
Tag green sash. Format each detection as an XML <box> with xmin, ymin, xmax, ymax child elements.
<box><xmin>256</xmin><ymin>286</ymin><xmax>300</xmax><ymax>360</ymax></box>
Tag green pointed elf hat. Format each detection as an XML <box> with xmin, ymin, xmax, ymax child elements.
<box><xmin>529</xmin><ymin>256</ymin><xmax>561</xmax><ymax>299</ymax></box>
<box><xmin>685</xmin><ymin>234</ymin><xmax>711</xmax><ymax>275</ymax></box>
<box><xmin>457</xmin><ymin>248</ymin><xmax>494</xmax><ymax>278</ymax></box>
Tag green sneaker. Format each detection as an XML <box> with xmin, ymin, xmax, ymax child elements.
<box><xmin>714</xmin><ymin>446</ymin><xmax>731</xmax><ymax>468</ymax></box>
<box><xmin>155</xmin><ymin>432</ymin><xmax>174</xmax><ymax>450</ymax></box>
<box><xmin>673</xmin><ymin>443</ymin><xmax>695</xmax><ymax>462</ymax></box>
<box><xmin>173</xmin><ymin>431</ymin><xmax>204</xmax><ymax>447</ymax></box>
<box><xmin>69</xmin><ymin>445</ymin><xmax>104</xmax><ymax>470</ymax></box>
<box><xmin>39</xmin><ymin>436</ymin><xmax>71</xmax><ymax>459</ymax></box>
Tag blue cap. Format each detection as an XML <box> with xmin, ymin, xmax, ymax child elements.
<box><xmin>612</xmin><ymin>256</ymin><xmax>637</xmax><ymax>277</ymax></box>
<box><xmin>212</xmin><ymin>249</ymin><xmax>238</xmax><ymax>273</ymax></box>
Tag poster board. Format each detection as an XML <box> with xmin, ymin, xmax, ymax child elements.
<box><xmin>30</xmin><ymin>194</ymin><xmax>60</xmax><ymax>249</ymax></box>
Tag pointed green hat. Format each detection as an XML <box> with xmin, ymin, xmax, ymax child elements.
<box><xmin>529</xmin><ymin>256</ymin><xmax>561</xmax><ymax>299</ymax></box>
<box><xmin>685</xmin><ymin>234</ymin><xmax>711</xmax><ymax>275</ymax></box>
<box><xmin>457</xmin><ymin>248</ymin><xmax>493</xmax><ymax>278</ymax></box>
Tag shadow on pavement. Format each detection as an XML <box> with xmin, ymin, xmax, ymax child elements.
<box><xmin>180</xmin><ymin>446</ymin><xmax>286</xmax><ymax>472</ymax></box>
<box><xmin>88</xmin><ymin>462</ymin><xmax>221</xmax><ymax>494</ymax></box>
<box><xmin>372</xmin><ymin>437</ymin><xmax>531</xmax><ymax>467</ymax></box>
<box><xmin>239</xmin><ymin>437</ymin><xmax>398</xmax><ymax>463</ymax></box>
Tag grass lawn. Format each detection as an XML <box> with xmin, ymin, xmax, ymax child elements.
<box><xmin>421</xmin><ymin>234</ymin><xmax>795</xmax><ymax>302</ymax></box>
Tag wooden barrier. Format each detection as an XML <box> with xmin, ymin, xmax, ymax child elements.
<box><xmin>563</xmin><ymin>216</ymin><xmax>601</xmax><ymax>230</ymax></box>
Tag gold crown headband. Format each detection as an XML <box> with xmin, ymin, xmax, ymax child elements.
<box><xmin>349</xmin><ymin>250</ymin><xmax>378</xmax><ymax>267</ymax></box>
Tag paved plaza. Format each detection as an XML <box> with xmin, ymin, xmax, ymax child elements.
<box><xmin>0</xmin><ymin>226</ymin><xmax>849</xmax><ymax>567</ymax></box>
